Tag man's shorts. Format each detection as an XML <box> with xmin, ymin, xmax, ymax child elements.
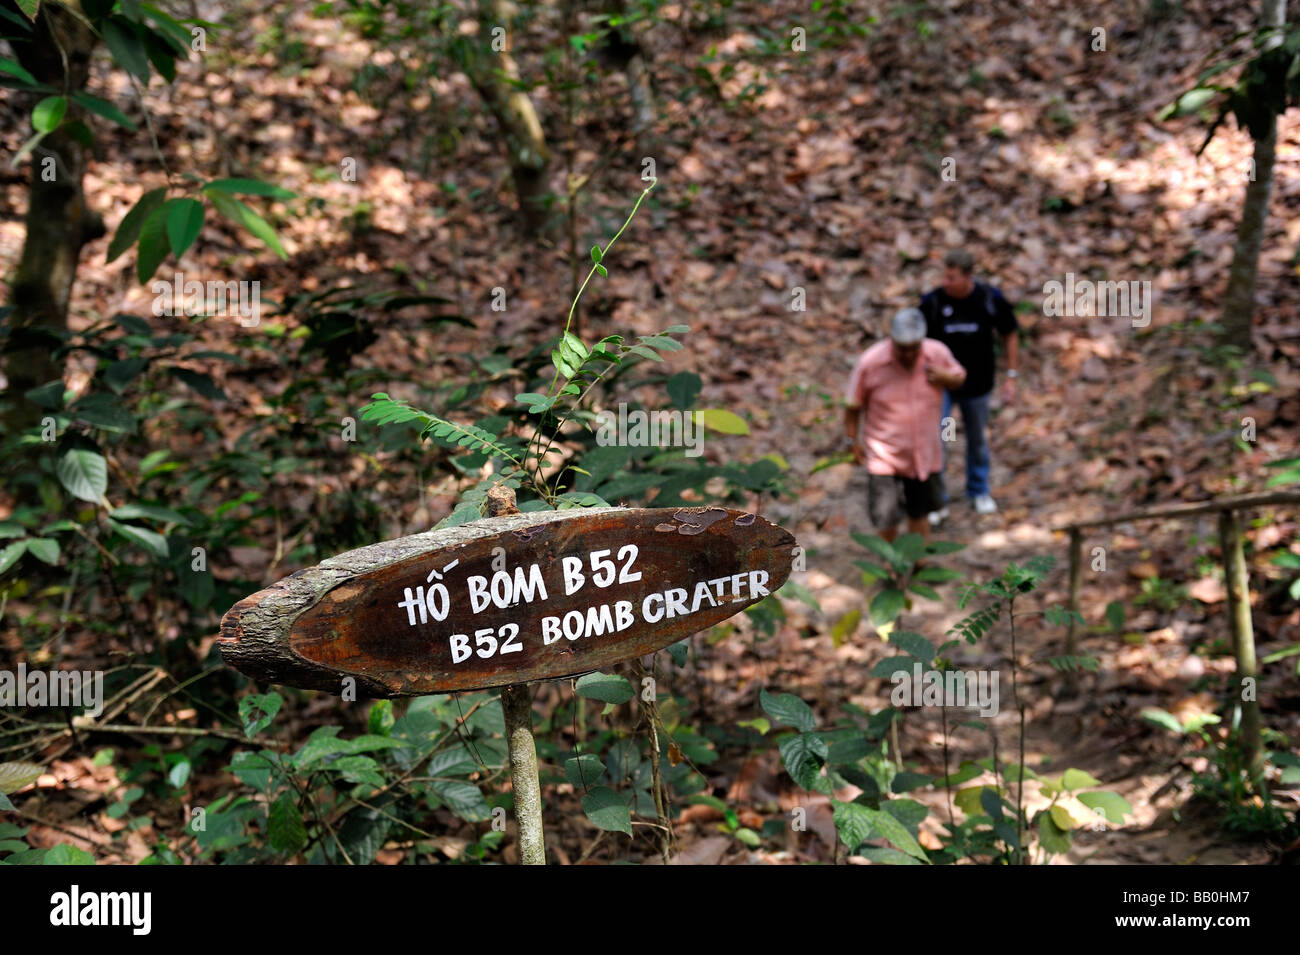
<box><xmin>867</xmin><ymin>473</ymin><xmax>943</xmax><ymax>530</ymax></box>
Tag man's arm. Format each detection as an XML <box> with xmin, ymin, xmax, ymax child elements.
<box><xmin>924</xmin><ymin>344</ymin><xmax>966</xmax><ymax>391</ymax></box>
<box><xmin>991</xmin><ymin>287</ymin><xmax>1020</xmax><ymax>402</ymax></box>
<box><xmin>1001</xmin><ymin>327</ymin><xmax>1019</xmax><ymax>402</ymax></box>
<box><xmin>845</xmin><ymin>402</ymin><xmax>865</xmax><ymax>464</ymax></box>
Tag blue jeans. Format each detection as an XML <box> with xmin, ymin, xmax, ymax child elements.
<box><xmin>939</xmin><ymin>390</ymin><xmax>992</xmax><ymax>503</ymax></box>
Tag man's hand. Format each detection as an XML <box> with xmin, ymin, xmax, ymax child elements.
<box><xmin>925</xmin><ymin>363</ymin><xmax>962</xmax><ymax>390</ymax></box>
<box><xmin>1001</xmin><ymin>375</ymin><xmax>1018</xmax><ymax>405</ymax></box>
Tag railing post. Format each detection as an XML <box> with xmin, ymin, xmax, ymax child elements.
<box><xmin>1217</xmin><ymin>508</ymin><xmax>1263</xmax><ymax>782</ymax></box>
<box><xmin>1064</xmin><ymin>527</ymin><xmax>1083</xmax><ymax>696</ymax></box>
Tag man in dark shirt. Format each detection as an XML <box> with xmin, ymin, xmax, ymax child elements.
<box><xmin>918</xmin><ymin>249</ymin><xmax>1019</xmax><ymax>518</ymax></box>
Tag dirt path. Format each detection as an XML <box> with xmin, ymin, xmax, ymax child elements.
<box><xmin>744</xmin><ymin>376</ymin><xmax>1271</xmax><ymax>864</ymax></box>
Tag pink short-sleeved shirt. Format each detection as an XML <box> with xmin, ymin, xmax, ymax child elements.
<box><xmin>845</xmin><ymin>339</ymin><xmax>966</xmax><ymax>480</ymax></box>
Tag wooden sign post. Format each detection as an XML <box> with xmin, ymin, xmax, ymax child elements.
<box><xmin>219</xmin><ymin>488</ymin><xmax>797</xmax><ymax>862</ymax></box>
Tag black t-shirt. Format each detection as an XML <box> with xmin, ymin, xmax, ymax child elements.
<box><xmin>919</xmin><ymin>281</ymin><xmax>1018</xmax><ymax>399</ymax></box>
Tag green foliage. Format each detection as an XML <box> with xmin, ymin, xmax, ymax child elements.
<box><xmin>767</xmin><ymin>552</ymin><xmax>1137</xmax><ymax>863</ymax></box>
<box><xmin>1145</xmin><ymin>707</ymin><xmax>1298</xmax><ymax>838</ymax></box>
<box><xmin>1135</xmin><ymin>575</ymin><xmax>1188</xmax><ymax>613</ymax></box>
<box><xmin>851</xmin><ymin>533</ymin><xmax>966</xmax><ymax>628</ymax></box>
<box><xmin>1159</xmin><ymin>22</ymin><xmax>1300</xmax><ymax>148</ymax></box>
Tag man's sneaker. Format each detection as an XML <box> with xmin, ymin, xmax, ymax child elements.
<box><xmin>928</xmin><ymin>507</ymin><xmax>950</xmax><ymax>527</ymax></box>
<box><xmin>973</xmin><ymin>495</ymin><xmax>998</xmax><ymax>515</ymax></box>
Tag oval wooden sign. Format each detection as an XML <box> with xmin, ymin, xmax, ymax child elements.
<box><xmin>218</xmin><ymin>506</ymin><xmax>797</xmax><ymax>697</ymax></box>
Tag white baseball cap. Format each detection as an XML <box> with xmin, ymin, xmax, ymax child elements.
<box><xmin>889</xmin><ymin>307</ymin><xmax>926</xmax><ymax>345</ymax></box>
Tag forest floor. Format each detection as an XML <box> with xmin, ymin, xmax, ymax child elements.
<box><xmin>4</xmin><ymin>0</ymin><xmax>1299</xmax><ymax>864</ymax></box>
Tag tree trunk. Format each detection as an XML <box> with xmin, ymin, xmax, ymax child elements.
<box><xmin>467</xmin><ymin>0</ymin><xmax>553</xmax><ymax>235</ymax></box>
<box><xmin>1218</xmin><ymin>0</ymin><xmax>1286</xmax><ymax>350</ymax></box>
<box><xmin>2</xmin><ymin>2</ymin><xmax>100</xmax><ymax>435</ymax></box>
<box><xmin>1218</xmin><ymin>510</ymin><xmax>1264</xmax><ymax>783</ymax></box>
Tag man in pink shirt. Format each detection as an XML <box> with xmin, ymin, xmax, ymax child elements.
<box><xmin>844</xmin><ymin>309</ymin><xmax>967</xmax><ymax>542</ymax></box>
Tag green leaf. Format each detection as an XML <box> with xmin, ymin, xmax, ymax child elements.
<box><xmin>1141</xmin><ymin>707</ymin><xmax>1183</xmax><ymax>734</ymax></box>
<box><xmin>24</xmin><ymin>538</ymin><xmax>58</xmax><ymax>565</ymax></box>
<box><xmin>869</xmin><ymin>587</ymin><xmax>906</xmax><ymax>626</ymax></box>
<box><xmin>70</xmin><ymin>392</ymin><xmax>137</xmax><ymax>433</ymax></box>
<box><xmin>581</xmin><ymin>786</ymin><xmax>631</xmax><ymax>835</ymax></box>
<box><xmin>1104</xmin><ymin>600</ymin><xmax>1125</xmax><ymax>632</ymax></box>
<box><xmin>574</xmin><ymin>672</ymin><xmax>633</xmax><ymax>704</ymax></box>
<box><xmin>267</xmin><ymin>793</ymin><xmax>307</xmax><ymax>854</ymax></box>
<box><xmin>696</xmin><ymin>408</ymin><xmax>749</xmax><ymax>434</ymax></box>
<box><xmin>32</xmin><ymin>95</ymin><xmax>67</xmax><ymax>133</ymax></box>
<box><xmin>107</xmin><ymin>519</ymin><xmax>168</xmax><ymax>558</ymax></box>
<box><xmin>0</xmin><ymin>761</ymin><xmax>43</xmax><ymax>794</ymax></box>
<box><xmin>778</xmin><ymin>732</ymin><xmax>828</xmax><ymax>791</ymax></box>
<box><xmin>109</xmin><ymin>503</ymin><xmax>188</xmax><ymax>525</ymax></box>
<box><xmin>1266</xmin><ymin>468</ymin><xmax>1300</xmax><ymax>488</ymax></box>
<box><xmin>71</xmin><ymin>91</ymin><xmax>136</xmax><ymax>131</ymax></box>
<box><xmin>892</xmin><ymin>533</ymin><xmax>926</xmax><ymax>567</ymax></box>
<box><xmin>239</xmin><ymin>692</ymin><xmax>283</xmax><ymax>738</ymax></box>
<box><xmin>595</xmin><ymin>263</ymin><xmax>608</xmax><ymax>277</ymax></box>
<box><xmin>924</xmin><ymin>540</ymin><xmax>965</xmax><ymax>555</ymax></box>
<box><xmin>834</xmin><ymin>801</ymin><xmax>928</xmax><ymax>861</ymax></box>
<box><xmin>1061</xmin><ymin>768</ymin><xmax>1102</xmax><ymax>791</ymax></box>
<box><xmin>1077</xmin><ymin>790</ymin><xmax>1132</xmax><ymax>824</ymax></box>
<box><xmin>103</xmin><ymin>17</ymin><xmax>151</xmax><ymax>81</ymax></box>
<box><xmin>737</xmin><ymin>717</ymin><xmax>769</xmax><ymax>736</ymax></box>
<box><xmin>590</xmin><ymin>244</ymin><xmax>602</xmax><ymax>263</ymax></box>
<box><xmin>56</xmin><ymin>447</ymin><xmax>108</xmax><ymax>503</ymax></box>
<box><xmin>626</xmin><ymin>344</ymin><xmax>663</xmax><ymax>362</ymax></box>
<box><xmin>562</xmin><ymin>331</ymin><xmax>589</xmax><ymax>359</ymax></box>
<box><xmin>43</xmin><ymin>844</ymin><xmax>96</xmax><ymax>865</ymax></box>
<box><xmin>890</xmin><ymin>630</ymin><xmax>934</xmax><ymax>663</ymax></box>
<box><xmin>205</xmin><ymin>177</ymin><xmax>296</xmax><ymax>200</ymax></box>
<box><xmin>229</xmin><ymin>751</ymin><xmax>275</xmax><ymax>791</ymax></box>
<box><xmin>831</xmin><ymin>800</ymin><xmax>876</xmax><ymax>851</ymax></box>
<box><xmin>871</xmin><ymin>656</ymin><xmax>914</xmax><ymax>679</ymax></box>
<box><xmin>0</xmin><ymin>57</ymin><xmax>38</xmax><ymax>86</ymax></box>
<box><xmin>1262</xmin><ymin>642</ymin><xmax>1300</xmax><ymax>664</ymax></box>
<box><xmin>1173</xmin><ymin>87</ymin><xmax>1217</xmax><ymax>116</ymax></box>
<box><xmin>666</xmin><ymin>371</ymin><xmax>702</xmax><ymax>409</ymax></box>
<box><xmin>168</xmin><ymin>760</ymin><xmax>191</xmax><ymax>788</ymax></box>
<box><xmin>830</xmin><ymin>608</ymin><xmax>861</xmax><ymax>647</ymax></box>
<box><xmin>852</xmin><ymin>532</ymin><xmax>897</xmax><ymax>564</ymax></box>
<box><xmin>206</xmin><ymin>189</ymin><xmax>288</xmax><ymax>259</ymax></box>
<box><xmin>759</xmin><ymin>688</ymin><xmax>816</xmax><ymax>732</ymax></box>
<box><xmin>913</xmin><ymin>566</ymin><xmax>962</xmax><ymax>583</ymax></box>
<box><xmin>164</xmin><ymin>197</ymin><xmax>204</xmax><ymax>257</ymax></box>
<box><xmin>564</xmin><ymin>754</ymin><xmax>607</xmax><ymax>788</ymax></box>
<box><xmin>0</xmin><ymin>541</ymin><xmax>28</xmax><ymax>575</ymax></box>
<box><xmin>890</xmin><ymin>772</ymin><xmax>931</xmax><ymax>794</ymax></box>
<box><xmin>9</xmin><ymin>132</ymin><xmax>46</xmax><ymax>170</ymax></box>
<box><xmin>107</xmin><ymin>187</ymin><xmax>167</xmax><ymax>263</ymax></box>
<box><xmin>292</xmin><ymin>729</ymin><xmax>407</xmax><ymax>767</ymax></box>
<box><xmin>954</xmin><ymin>784</ymin><xmax>998</xmax><ymax>816</ymax></box>
<box><xmin>427</xmin><ymin>780</ymin><xmax>490</xmax><ymax>821</ymax></box>
<box><xmin>1036</xmin><ymin>811</ymin><xmax>1072</xmax><ymax>854</ymax></box>
<box><xmin>136</xmin><ymin>203</ymin><xmax>170</xmax><ymax>282</ymax></box>
<box><xmin>169</xmin><ymin>367</ymin><xmax>227</xmax><ymax>401</ymax></box>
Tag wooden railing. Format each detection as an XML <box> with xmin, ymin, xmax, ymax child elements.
<box><xmin>1055</xmin><ymin>489</ymin><xmax>1300</xmax><ymax>778</ymax></box>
